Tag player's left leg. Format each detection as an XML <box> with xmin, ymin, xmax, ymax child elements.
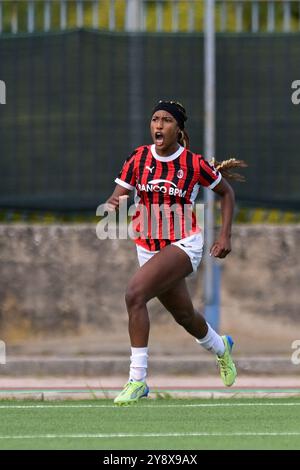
<box><xmin>157</xmin><ymin>280</ymin><xmax>237</xmax><ymax>387</ymax></box>
<box><xmin>157</xmin><ymin>278</ymin><xmax>208</xmax><ymax>338</ymax></box>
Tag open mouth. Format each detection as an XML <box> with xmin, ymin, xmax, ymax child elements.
<box><xmin>155</xmin><ymin>131</ymin><xmax>164</xmax><ymax>146</ymax></box>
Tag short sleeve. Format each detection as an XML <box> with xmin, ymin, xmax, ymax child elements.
<box><xmin>198</xmin><ymin>157</ymin><xmax>222</xmax><ymax>189</ymax></box>
<box><xmin>115</xmin><ymin>150</ymin><xmax>137</xmax><ymax>191</ymax></box>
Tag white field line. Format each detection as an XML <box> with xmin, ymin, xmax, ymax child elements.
<box><xmin>0</xmin><ymin>432</ymin><xmax>300</xmax><ymax>440</ymax></box>
<box><xmin>0</xmin><ymin>402</ymin><xmax>300</xmax><ymax>409</ymax></box>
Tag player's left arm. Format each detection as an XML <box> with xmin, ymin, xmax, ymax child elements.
<box><xmin>210</xmin><ymin>178</ymin><xmax>235</xmax><ymax>258</ymax></box>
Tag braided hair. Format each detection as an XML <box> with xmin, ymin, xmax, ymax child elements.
<box><xmin>210</xmin><ymin>158</ymin><xmax>248</xmax><ymax>182</ymax></box>
<box><xmin>177</xmin><ymin>128</ymin><xmax>190</xmax><ymax>149</ymax></box>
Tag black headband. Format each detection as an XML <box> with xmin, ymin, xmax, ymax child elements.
<box><xmin>152</xmin><ymin>101</ymin><xmax>187</xmax><ymax>130</ymax></box>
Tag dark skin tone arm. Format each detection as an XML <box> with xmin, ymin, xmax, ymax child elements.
<box><xmin>105</xmin><ymin>184</ymin><xmax>131</xmax><ymax>210</ymax></box>
<box><xmin>210</xmin><ymin>177</ymin><xmax>235</xmax><ymax>258</ymax></box>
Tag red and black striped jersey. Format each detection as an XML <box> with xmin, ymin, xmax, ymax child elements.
<box><xmin>115</xmin><ymin>144</ymin><xmax>222</xmax><ymax>251</ymax></box>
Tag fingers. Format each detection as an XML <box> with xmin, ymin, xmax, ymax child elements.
<box><xmin>103</xmin><ymin>202</ymin><xmax>116</xmax><ymax>212</ymax></box>
<box><xmin>104</xmin><ymin>195</ymin><xmax>129</xmax><ymax>212</ymax></box>
<box><xmin>210</xmin><ymin>243</ymin><xmax>231</xmax><ymax>258</ymax></box>
<box><xmin>217</xmin><ymin>249</ymin><xmax>230</xmax><ymax>259</ymax></box>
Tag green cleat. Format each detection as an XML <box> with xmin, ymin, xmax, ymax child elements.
<box><xmin>114</xmin><ymin>380</ymin><xmax>149</xmax><ymax>406</ymax></box>
<box><xmin>217</xmin><ymin>335</ymin><xmax>237</xmax><ymax>387</ymax></box>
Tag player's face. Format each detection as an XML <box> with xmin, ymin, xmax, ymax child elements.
<box><xmin>150</xmin><ymin>110</ymin><xmax>180</xmax><ymax>155</ymax></box>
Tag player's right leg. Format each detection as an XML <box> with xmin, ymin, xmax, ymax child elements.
<box><xmin>113</xmin><ymin>380</ymin><xmax>149</xmax><ymax>406</ymax></box>
<box><xmin>114</xmin><ymin>244</ymin><xmax>193</xmax><ymax>406</ymax></box>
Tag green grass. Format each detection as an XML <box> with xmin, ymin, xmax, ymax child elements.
<box><xmin>0</xmin><ymin>397</ymin><xmax>300</xmax><ymax>449</ymax></box>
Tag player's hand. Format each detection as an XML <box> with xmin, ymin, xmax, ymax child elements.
<box><xmin>104</xmin><ymin>195</ymin><xmax>128</xmax><ymax>212</ymax></box>
<box><xmin>210</xmin><ymin>234</ymin><xmax>231</xmax><ymax>258</ymax></box>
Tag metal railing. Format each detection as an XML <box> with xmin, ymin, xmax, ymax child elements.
<box><xmin>0</xmin><ymin>0</ymin><xmax>300</xmax><ymax>34</ymax></box>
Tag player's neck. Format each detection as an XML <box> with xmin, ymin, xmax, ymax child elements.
<box><xmin>154</xmin><ymin>142</ymin><xmax>180</xmax><ymax>157</ymax></box>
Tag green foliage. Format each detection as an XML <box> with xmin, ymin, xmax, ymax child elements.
<box><xmin>1</xmin><ymin>208</ymin><xmax>299</xmax><ymax>224</ymax></box>
<box><xmin>1</xmin><ymin>1</ymin><xmax>300</xmax><ymax>34</ymax></box>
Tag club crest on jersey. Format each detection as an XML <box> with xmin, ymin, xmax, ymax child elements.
<box><xmin>177</xmin><ymin>169</ymin><xmax>184</xmax><ymax>179</ymax></box>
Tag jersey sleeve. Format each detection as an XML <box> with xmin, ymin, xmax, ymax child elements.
<box><xmin>198</xmin><ymin>157</ymin><xmax>222</xmax><ymax>189</ymax></box>
<box><xmin>115</xmin><ymin>150</ymin><xmax>137</xmax><ymax>191</ymax></box>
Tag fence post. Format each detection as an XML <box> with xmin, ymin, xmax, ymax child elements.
<box><xmin>267</xmin><ymin>1</ymin><xmax>275</xmax><ymax>32</ymax></box>
<box><xmin>251</xmin><ymin>1</ymin><xmax>259</xmax><ymax>33</ymax></box>
<box><xmin>172</xmin><ymin>0</ymin><xmax>179</xmax><ymax>32</ymax></box>
<box><xmin>92</xmin><ymin>0</ymin><xmax>99</xmax><ymax>29</ymax></box>
<box><xmin>109</xmin><ymin>0</ymin><xmax>116</xmax><ymax>30</ymax></box>
<box><xmin>27</xmin><ymin>0</ymin><xmax>35</xmax><ymax>33</ymax></box>
<box><xmin>125</xmin><ymin>0</ymin><xmax>142</xmax><ymax>32</ymax></box>
<box><xmin>283</xmin><ymin>1</ymin><xmax>291</xmax><ymax>32</ymax></box>
<box><xmin>220</xmin><ymin>0</ymin><xmax>227</xmax><ymax>32</ymax></box>
<box><xmin>235</xmin><ymin>0</ymin><xmax>243</xmax><ymax>33</ymax></box>
<box><xmin>76</xmin><ymin>0</ymin><xmax>84</xmax><ymax>28</ymax></box>
<box><xmin>11</xmin><ymin>1</ymin><xmax>18</xmax><ymax>34</ymax></box>
<box><xmin>60</xmin><ymin>0</ymin><xmax>67</xmax><ymax>30</ymax></box>
<box><xmin>125</xmin><ymin>0</ymin><xmax>144</xmax><ymax>151</ymax></box>
<box><xmin>205</xmin><ymin>263</ymin><xmax>221</xmax><ymax>332</ymax></box>
<box><xmin>188</xmin><ymin>0</ymin><xmax>195</xmax><ymax>32</ymax></box>
<box><xmin>44</xmin><ymin>0</ymin><xmax>51</xmax><ymax>32</ymax></box>
<box><xmin>156</xmin><ymin>1</ymin><xmax>163</xmax><ymax>32</ymax></box>
<box><xmin>204</xmin><ymin>0</ymin><xmax>220</xmax><ymax>332</ymax></box>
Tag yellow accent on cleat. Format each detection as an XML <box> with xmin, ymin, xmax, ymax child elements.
<box><xmin>217</xmin><ymin>335</ymin><xmax>237</xmax><ymax>387</ymax></box>
<box><xmin>114</xmin><ymin>380</ymin><xmax>149</xmax><ymax>406</ymax></box>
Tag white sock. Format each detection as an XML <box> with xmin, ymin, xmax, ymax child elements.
<box><xmin>195</xmin><ymin>323</ymin><xmax>225</xmax><ymax>357</ymax></box>
<box><xmin>129</xmin><ymin>347</ymin><xmax>148</xmax><ymax>382</ymax></box>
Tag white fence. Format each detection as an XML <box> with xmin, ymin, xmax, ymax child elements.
<box><xmin>0</xmin><ymin>0</ymin><xmax>300</xmax><ymax>34</ymax></box>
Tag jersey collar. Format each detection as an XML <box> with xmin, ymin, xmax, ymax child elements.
<box><xmin>150</xmin><ymin>144</ymin><xmax>185</xmax><ymax>162</ymax></box>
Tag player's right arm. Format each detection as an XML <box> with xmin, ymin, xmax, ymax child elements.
<box><xmin>105</xmin><ymin>149</ymin><xmax>138</xmax><ymax>210</ymax></box>
<box><xmin>105</xmin><ymin>184</ymin><xmax>131</xmax><ymax>211</ymax></box>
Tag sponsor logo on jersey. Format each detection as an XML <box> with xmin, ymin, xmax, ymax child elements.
<box><xmin>146</xmin><ymin>165</ymin><xmax>155</xmax><ymax>173</ymax></box>
<box><xmin>137</xmin><ymin>179</ymin><xmax>186</xmax><ymax>197</ymax></box>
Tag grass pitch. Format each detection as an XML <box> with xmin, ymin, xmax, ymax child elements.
<box><xmin>0</xmin><ymin>397</ymin><xmax>300</xmax><ymax>450</ymax></box>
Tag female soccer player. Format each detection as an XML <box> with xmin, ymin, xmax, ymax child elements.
<box><xmin>106</xmin><ymin>100</ymin><xmax>245</xmax><ymax>405</ymax></box>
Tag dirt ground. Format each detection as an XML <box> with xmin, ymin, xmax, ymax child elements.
<box><xmin>6</xmin><ymin>306</ymin><xmax>299</xmax><ymax>357</ymax></box>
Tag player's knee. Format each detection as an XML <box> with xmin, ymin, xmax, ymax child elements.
<box><xmin>125</xmin><ymin>283</ymin><xmax>146</xmax><ymax>309</ymax></box>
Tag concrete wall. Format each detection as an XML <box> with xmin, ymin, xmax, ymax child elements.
<box><xmin>0</xmin><ymin>224</ymin><xmax>299</xmax><ymax>355</ymax></box>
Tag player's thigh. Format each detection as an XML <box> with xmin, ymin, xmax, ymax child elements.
<box><xmin>157</xmin><ymin>279</ymin><xmax>194</xmax><ymax>320</ymax></box>
<box><xmin>126</xmin><ymin>244</ymin><xmax>193</xmax><ymax>303</ymax></box>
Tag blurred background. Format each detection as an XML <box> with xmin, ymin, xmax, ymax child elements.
<box><xmin>0</xmin><ymin>0</ymin><xmax>299</xmax><ymax>385</ymax></box>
